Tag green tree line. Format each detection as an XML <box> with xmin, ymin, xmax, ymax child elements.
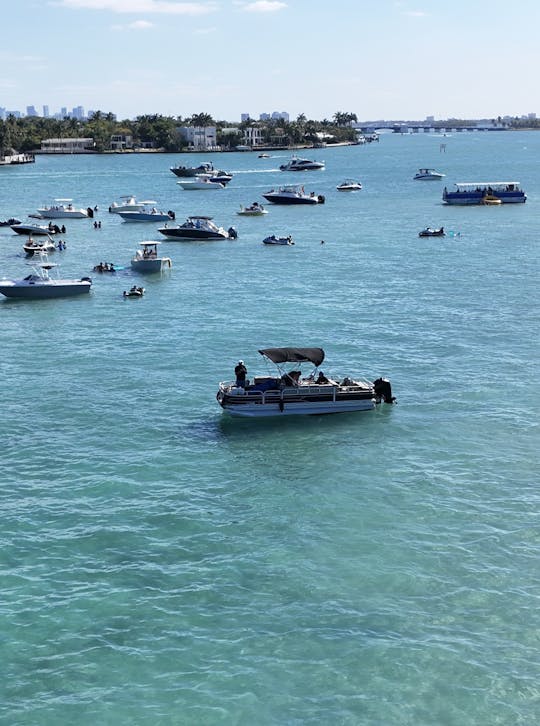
<box><xmin>0</xmin><ymin>111</ymin><xmax>360</xmax><ymax>154</ymax></box>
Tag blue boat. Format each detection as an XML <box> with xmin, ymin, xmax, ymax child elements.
<box><xmin>442</xmin><ymin>182</ymin><xmax>526</xmax><ymax>205</ymax></box>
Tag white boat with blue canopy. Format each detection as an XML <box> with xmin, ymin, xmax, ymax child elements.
<box><xmin>443</xmin><ymin>182</ymin><xmax>526</xmax><ymax>205</ymax></box>
<box><xmin>216</xmin><ymin>347</ymin><xmax>395</xmax><ymax>417</ymax></box>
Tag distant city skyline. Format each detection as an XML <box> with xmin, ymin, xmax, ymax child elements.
<box><xmin>2</xmin><ymin>1</ymin><xmax>540</xmax><ymax>121</ymax></box>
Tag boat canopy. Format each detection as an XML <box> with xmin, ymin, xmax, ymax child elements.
<box><xmin>453</xmin><ymin>182</ymin><xmax>520</xmax><ymax>188</ymax></box>
<box><xmin>259</xmin><ymin>347</ymin><xmax>325</xmax><ymax>366</ymax></box>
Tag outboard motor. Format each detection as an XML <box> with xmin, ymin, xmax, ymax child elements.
<box><xmin>228</xmin><ymin>226</ymin><xmax>238</xmax><ymax>240</ymax></box>
<box><xmin>373</xmin><ymin>377</ymin><xmax>395</xmax><ymax>404</ymax></box>
<box><xmin>317</xmin><ymin>194</ymin><xmax>326</xmax><ymax>204</ymax></box>
<box><xmin>168</xmin><ymin>210</ymin><xmax>175</xmax><ymax>220</ymax></box>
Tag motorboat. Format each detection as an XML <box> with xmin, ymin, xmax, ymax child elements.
<box><xmin>170</xmin><ymin>162</ymin><xmax>215</xmax><ymax>177</ymax></box>
<box><xmin>130</xmin><ymin>241</ymin><xmax>172</xmax><ymax>273</ymax></box>
<box><xmin>37</xmin><ymin>199</ymin><xmax>91</xmax><ymax>218</ymax></box>
<box><xmin>237</xmin><ymin>203</ymin><xmax>268</xmax><ymax>216</ymax></box>
<box><xmin>336</xmin><ymin>179</ymin><xmax>362</xmax><ymax>191</ymax></box>
<box><xmin>108</xmin><ymin>195</ymin><xmax>148</xmax><ymax>213</ymax></box>
<box><xmin>23</xmin><ymin>237</ymin><xmax>56</xmax><ymax>255</ymax></box>
<box><xmin>177</xmin><ymin>177</ymin><xmax>226</xmax><ymax>190</ymax></box>
<box><xmin>263</xmin><ymin>185</ymin><xmax>325</xmax><ymax>205</ymax></box>
<box><xmin>258</xmin><ymin>153</ymin><xmax>270</xmax><ymax>158</ymax></box>
<box><xmin>0</xmin><ymin>257</ymin><xmax>92</xmax><ymax>299</ymax></box>
<box><xmin>279</xmin><ymin>156</ymin><xmax>325</xmax><ymax>171</ymax></box>
<box><xmin>481</xmin><ymin>194</ymin><xmax>502</xmax><ymax>206</ymax></box>
<box><xmin>216</xmin><ymin>347</ymin><xmax>395</xmax><ymax>418</ymax></box>
<box><xmin>443</xmin><ymin>182</ymin><xmax>526</xmax><ymax>205</ymax></box>
<box><xmin>93</xmin><ymin>262</ymin><xmax>117</xmax><ymax>273</ymax></box>
<box><xmin>158</xmin><ymin>216</ymin><xmax>237</xmax><ymax>241</ymax></box>
<box><xmin>0</xmin><ymin>217</ymin><xmax>21</xmax><ymax>227</ymax></box>
<box><xmin>414</xmin><ymin>168</ymin><xmax>445</xmax><ymax>180</ymax></box>
<box><xmin>11</xmin><ymin>222</ymin><xmax>62</xmax><ymax>236</ymax></box>
<box><xmin>263</xmin><ymin>235</ymin><xmax>294</xmax><ymax>246</ymax></box>
<box><xmin>118</xmin><ymin>207</ymin><xmax>176</xmax><ymax>222</ymax></box>
<box><xmin>123</xmin><ymin>285</ymin><xmax>145</xmax><ymax>298</ymax></box>
<box><xmin>419</xmin><ymin>227</ymin><xmax>445</xmax><ymax>237</ymax></box>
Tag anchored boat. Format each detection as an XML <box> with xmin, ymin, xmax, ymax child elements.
<box><xmin>216</xmin><ymin>347</ymin><xmax>395</xmax><ymax>417</ymax></box>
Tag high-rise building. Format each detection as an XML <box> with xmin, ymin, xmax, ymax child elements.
<box><xmin>26</xmin><ymin>105</ymin><xmax>38</xmax><ymax>117</ymax></box>
<box><xmin>43</xmin><ymin>105</ymin><xmax>49</xmax><ymax>118</ymax></box>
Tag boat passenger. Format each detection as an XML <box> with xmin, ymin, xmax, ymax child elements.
<box><xmin>235</xmin><ymin>360</ymin><xmax>247</xmax><ymax>388</ymax></box>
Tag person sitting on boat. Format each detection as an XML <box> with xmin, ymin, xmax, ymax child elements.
<box><xmin>235</xmin><ymin>360</ymin><xmax>247</xmax><ymax>388</ymax></box>
<box><xmin>316</xmin><ymin>372</ymin><xmax>329</xmax><ymax>384</ymax></box>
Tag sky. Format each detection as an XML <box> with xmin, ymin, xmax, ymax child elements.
<box><xmin>2</xmin><ymin>0</ymin><xmax>539</xmax><ymax>122</ymax></box>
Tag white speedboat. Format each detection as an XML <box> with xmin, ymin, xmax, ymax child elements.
<box><xmin>262</xmin><ymin>235</ymin><xmax>294</xmax><ymax>246</ymax></box>
<box><xmin>118</xmin><ymin>207</ymin><xmax>176</xmax><ymax>222</ymax></box>
<box><xmin>337</xmin><ymin>179</ymin><xmax>362</xmax><ymax>191</ymax></box>
<box><xmin>0</xmin><ymin>257</ymin><xmax>92</xmax><ymax>299</ymax></box>
<box><xmin>177</xmin><ymin>176</ymin><xmax>226</xmax><ymax>190</ymax></box>
<box><xmin>11</xmin><ymin>222</ymin><xmax>62</xmax><ymax>236</ymax></box>
<box><xmin>23</xmin><ymin>237</ymin><xmax>56</xmax><ymax>255</ymax></box>
<box><xmin>130</xmin><ymin>241</ymin><xmax>172</xmax><ymax>273</ymax></box>
<box><xmin>279</xmin><ymin>156</ymin><xmax>325</xmax><ymax>171</ymax></box>
<box><xmin>237</xmin><ymin>203</ymin><xmax>268</xmax><ymax>216</ymax></box>
<box><xmin>413</xmin><ymin>168</ymin><xmax>445</xmax><ymax>180</ymax></box>
<box><xmin>108</xmin><ymin>195</ymin><xmax>148</xmax><ymax>213</ymax></box>
<box><xmin>158</xmin><ymin>216</ymin><xmax>236</xmax><ymax>241</ymax></box>
<box><xmin>37</xmin><ymin>199</ymin><xmax>90</xmax><ymax>218</ymax></box>
<box><xmin>216</xmin><ymin>347</ymin><xmax>395</xmax><ymax>417</ymax></box>
<box><xmin>263</xmin><ymin>185</ymin><xmax>325</xmax><ymax>205</ymax></box>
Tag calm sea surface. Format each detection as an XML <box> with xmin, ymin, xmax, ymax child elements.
<box><xmin>1</xmin><ymin>132</ymin><xmax>539</xmax><ymax>725</ymax></box>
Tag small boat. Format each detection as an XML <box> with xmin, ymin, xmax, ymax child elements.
<box><xmin>177</xmin><ymin>176</ymin><xmax>225</xmax><ymax>190</ymax></box>
<box><xmin>123</xmin><ymin>285</ymin><xmax>145</xmax><ymax>298</ymax></box>
<box><xmin>443</xmin><ymin>182</ymin><xmax>526</xmax><ymax>205</ymax></box>
<box><xmin>216</xmin><ymin>347</ymin><xmax>395</xmax><ymax>418</ymax></box>
<box><xmin>263</xmin><ymin>185</ymin><xmax>325</xmax><ymax>205</ymax></box>
<box><xmin>118</xmin><ymin>207</ymin><xmax>175</xmax><ymax>223</ymax></box>
<box><xmin>37</xmin><ymin>199</ymin><xmax>91</xmax><ymax>218</ymax></box>
<box><xmin>237</xmin><ymin>203</ymin><xmax>268</xmax><ymax>216</ymax></box>
<box><xmin>336</xmin><ymin>179</ymin><xmax>362</xmax><ymax>191</ymax></box>
<box><xmin>258</xmin><ymin>153</ymin><xmax>270</xmax><ymax>158</ymax></box>
<box><xmin>481</xmin><ymin>194</ymin><xmax>502</xmax><ymax>206</ymax></box>
<box><xmin>158</xmin><ymin>216</ymin><xmax>236</xmax><ymax>241</ymax></box>
<box><xmin>108</xmin><ymin>195</ymin><xmax>148</xmax><ymax>213</ymax></box>
<box><xmin>170</xmin><ymin>162</ymin><xmax>215</xmax><ymax>177</ymax></box>
<box><xmin>11</xmin><ymin>222</ymin><xmax>62</xmax><ymax>236</ymax></box>
<box><xmin>0</xmin><ymin>217</ymin><xmax>21</xmax><ymax>227</ymax></box>
<box><xmin>419</xmin><ymin>227</ymin><xmax>445</xmax><ymax>237</ymax></box>
<box><xmin>0</xmin><ymin>256</ymin><xmax>92</xmax><ymax>300</ymax></box>
<box><xmin>263</xmin><ymin>235</ymin><xmax>294</xmax><ymax>246</ymax></box>
<box><xmin>23</xmin><ymin>236</ymin><xmax>56</xmax><ymax>255</ymax></box>
<box><xmin>414</xmin><ymin>168</ymin><xmax>445</xmax><ymax>180</ymax></box>
<box><xmin>279</xmin><ymin>156</ymin><xmax>325</xmax><ymax>171</ymax></box>
<box><xmin>130</xmin><ymin>241</ymin><xmax>172</xmax><ymax>273</ymax></box>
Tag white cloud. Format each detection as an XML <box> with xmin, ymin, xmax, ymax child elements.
<box><xmin>112</xmin><ymin>18</ymin><xmax>154</xmax><ymax>28</ymax></box>
<box><xmin>56</xmin><ymin>0</ymin><xmax>217</xmax><ymax>15</ymax></box>
<box><xmin>241</xmin><ymin>1</ymin><xmax>287</xmax><ymax>12</ymax></box>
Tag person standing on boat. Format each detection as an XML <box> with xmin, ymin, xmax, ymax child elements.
<box><xmin>235</xmin><ymin>360</ymin><xmax>247</xmax><ymax>388</ymax></box>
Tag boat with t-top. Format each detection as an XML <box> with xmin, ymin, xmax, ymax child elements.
<box><xmin>108</xmin><ymin>195</ymin><xmax>148</xmax><ymax>214</ymax></box>
<box><xmin>37</xmin><ymin>199</ymin><xmax>91</xmax><ymax>219</ymax></box>
<box><xmin>0</xmin><ymin>255</ymin><xmax>92</xmax><ymax>299</ymax></box>
<box><xmin>216</xmin><ymin>347</ymin><xmax>395</xmax><ymax>418</ymax></box>
<box><xmin>442</xmin><ymin>182</ymin><xmax>526</xmax><ymax>205</ymax></box>
<box><xmin>130</xmin><ymin>241</ymin><xmax>172</xmax><ymax>273</ymax></box>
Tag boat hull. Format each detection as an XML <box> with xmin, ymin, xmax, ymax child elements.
<box><xmin>219</xmin><ymin>397</ymin><xmax>375</xmax><ymax>417</ymax></box>
<box><xmin>37</xmin><ymin>209</ymin><xmax>88</xmax><ymax>219</ymax></box>
<box><xmin>119</xmin><ymin>212</ymin><xmax>173</xmax><ymax>222</ymax></box>
<box><xmin>262</xmin><ymin>194</ymin><xmax>319</xmax><ymax>205</ymax></box>
<box><xmin>131</xmin><ymin>258</ymin><xmax>170</xmax><ymax>273</ymax></box>
<box><xmin>158</xmin><ymin>227</ymin><xmax>228</xmax><ymax>240</ymax></box>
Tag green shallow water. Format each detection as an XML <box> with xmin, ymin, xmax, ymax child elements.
<box><xmin>1</xmin><ymin>132</ymin><xmax>539</xmax><ymax>724</ymax></box>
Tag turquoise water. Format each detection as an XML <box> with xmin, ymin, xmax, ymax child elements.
<box><xmin>1</xmin><ymin>133</ymin><xmax>539</xmax><ymax>725</ymax></box>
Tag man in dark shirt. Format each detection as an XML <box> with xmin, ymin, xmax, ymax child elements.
<box><xmin>235</xmin><ymin>360</ymin><xmax>247</xmax><ymax>387</ymax></box>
